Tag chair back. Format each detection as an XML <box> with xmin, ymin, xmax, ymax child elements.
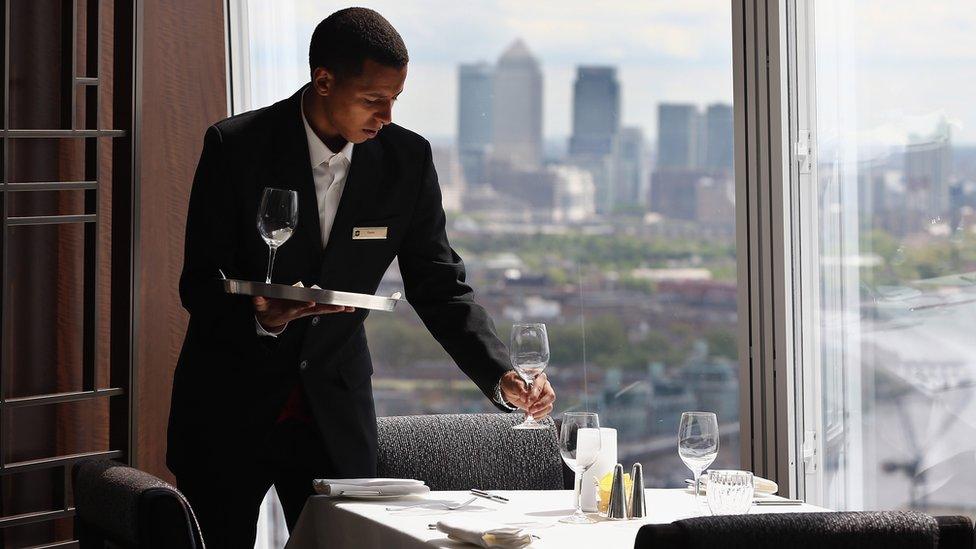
<box><xmin>634</xmin><ymin>511</ymin><xmax>974</xmax><ymax>549</ymax></box>
<box><xmin>72</xmin><ymin>459</ymin><xmax>204</xmax><ymax>549</ymax></box>
<box><xmin>376</xmin><ymin>413</ymin><xmax>564</xmax><ymax>490</ymax></box>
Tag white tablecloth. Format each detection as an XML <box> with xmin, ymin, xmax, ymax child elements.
<box><xmin>285</xmin><ymin>489</ymin><xmax>829</xmax><ymax>548</ymax></box>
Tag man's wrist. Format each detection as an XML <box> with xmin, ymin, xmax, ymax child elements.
<box><xmin>493</xmin><ymin>376</ymin><xmax>518</xmax><ymax>411</ymax></box>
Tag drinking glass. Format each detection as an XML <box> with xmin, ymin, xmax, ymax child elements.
<box><xmin>257</xmin><ymin>187</ymin><xmax>298</xmax><ymax>283</ymax></box>
<box><xmin>705</xmin><ymin>470</ymin><xmax>754</xmax><ymax>515</ymax></box>
<box><xmin>558</xmin><ymin>412</ymin><xmax>601</xmax><ymax>524</ymax></box>
<box><xmin>678</xmin><ymin>411</ymin><xmax>719</xmax><ymax>500</ymax></box>
<box><xmin>510</xmin><ymin>322</ymin><xmax>550</xmax><ymax>430</ymax></box>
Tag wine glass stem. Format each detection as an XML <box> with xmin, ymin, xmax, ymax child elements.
<box><xmin>574</xmin><ymin>472</ymin><xmax>584</xmax><ymax>515</ymax></box>
<box><xmin>523</xmin><ymin>379</ymin><xmax>534</xmax><ymax>422</ymax></box>
<box><xmin>265</xmin><ymin>245</ymin><xmax>277</xmax><ymax>284</ymax></box>
<box><xmin>694</xmin><ymin>471</ymin><xmax>701</xmax><ymax>498</ymax></box>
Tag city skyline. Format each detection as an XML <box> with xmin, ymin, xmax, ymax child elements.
<box><xmin>245</xmin><ymin>1</ymin><xmax>976</xmax><ymax>144</ymax></box>
<box><xmin>244</xmin><ymin>1</ymin><xmax>734</xmax><ymax>142</ymax></box>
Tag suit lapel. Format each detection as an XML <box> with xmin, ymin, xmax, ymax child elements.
<box><xmin>272</xmin><ymin>88</ymin><xmax>324</xmax><ymax>274</ymax></box>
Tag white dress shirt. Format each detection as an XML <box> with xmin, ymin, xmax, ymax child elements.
<box><xmin>255</xmin><ymin>87</ymin><xmax>354</xmax><ymax>337</ymax></box>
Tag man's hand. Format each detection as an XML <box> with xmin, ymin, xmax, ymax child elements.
<box><xmin>253</xmin><ymin>296</ymin><xmax>354</xmax><ymax>332</ymax></box>
<box><xmin>499</xmin><ymin>371</ymin><xmax>555</xmax><ymax>420</ymax></box>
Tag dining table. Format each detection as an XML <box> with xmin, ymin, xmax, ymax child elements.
<box><xmin>284</xmin><ymin>488</ymin><xmax>829</xmax><ymax>548</ymax></box>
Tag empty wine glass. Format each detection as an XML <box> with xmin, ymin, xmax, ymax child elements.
<box><xmin>257</xmin><ymin>187</ymin><xmax>298</xmax><ymax>283</ymax></box>
<box><xmin>510</xmin><ymin>322</ymin><xmax>550</xmax><ymax>430</ymax></box>
<box><xmin>558</xmin><ymin>412</ymin><xmax>601</xmax><ymax>524</ymax></box>
<box><xmin>678</xmin><ymin>411</ymin><xmax>719</xmax><ymax>501</ymax></box>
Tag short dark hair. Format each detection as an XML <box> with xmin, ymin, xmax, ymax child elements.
<box><xmin>308</xmin><ymin>8</ymin><xmax>409</xmax><ymax>79</ymax></box>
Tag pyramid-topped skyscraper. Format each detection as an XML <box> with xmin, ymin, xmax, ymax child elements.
<box><xmin>491</xmin><ymin>39</ymin><xmax>543</xmax><ymax>171</ymax></box>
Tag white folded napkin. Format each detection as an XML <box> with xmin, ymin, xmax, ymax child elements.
<box><xmin>700</xmin><ymin>473</ymin><xmax>778</xmax><ymax>495</ymax></box>
<box><xmin>313</xmin><ymin>478</ymin><xmax>430</xmax><ymax>497</ymax></box>
<box><xmin>436</xmin><ymin>518</ymin><xmax>533</xmax><ymax>549</ymax></box>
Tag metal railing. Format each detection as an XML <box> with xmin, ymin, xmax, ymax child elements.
<box><xmin>0</xmin><ymin>0</ymin><xmax>137</xmax><ymax>543</ymax></box>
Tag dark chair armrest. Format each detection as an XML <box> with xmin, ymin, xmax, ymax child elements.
<box><xmin>935</xmin><ymin>515</ymin><xmax>974</xmax><ymax>549</ymax></box>
<box><xmin>139</xmin><ymin>487</ymin><xmax>203</xmax><ymax>549</ymax></box>
<box><xmin>634</xmin><ymin>523</ymin><xmax>687</xmax><ymax>549</ymax></box>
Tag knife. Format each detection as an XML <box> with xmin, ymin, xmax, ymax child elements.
<box><xmin>470</xmin><ymin>489</ymin><xmax>509</xmax><ymax>503</ymax></box>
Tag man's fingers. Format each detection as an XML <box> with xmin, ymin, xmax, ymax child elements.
<box><xmin>528</xmin><ymin>372</ymin><xmax>547</xmax><ymax>397</ymax></box>
<box><xmin>527</xmin><ymin>375</ymin><xmax>550</xmax><ymax>401</ymax></box>
<box><xmin>286</xmin><ymin>302</ymin><xmax>315</xmax><ymax>317</ymax></box>
<box><xmin>308</xmin><ymin>304</ymin><xmax>355</xmax><ymax>315</ymax></box>
<box><xmin>322</xmin><ymin>305</ymin><xmax>356</xmax><ymax>314</ymax></box>
<box><xmin>531</xmin><ymin>402</ymin><xmax>554</xmax><ymax>419</ymax></box>
<box><xmin>503</xmin><ymin>390</ymin><xmax>528</xmax><ymax>409</ymax></box>
<box><xmin>529</xmin><ymin>391</ymin><xmax>555</xmax><ymax>415</ymax></box>
<box><xmin>526</xmin><ymin>379</ymin><xmax>554</xmax><ymax>413</ymax></box>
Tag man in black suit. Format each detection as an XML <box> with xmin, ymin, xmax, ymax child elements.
<box><xmin>167</xmin><ymin>7</ymin><xmax>556</xmax><ymax>547</ymax></box>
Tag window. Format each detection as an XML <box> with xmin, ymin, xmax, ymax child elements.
<box><xmin>793</xmin><ymin>0</ymin><xmax>976</xmax><ymax>517</ymax></box>
<box><xmin>231</xmin><ymin>2</ymin><xmax>739</xmax><ymax>545</ymax></box>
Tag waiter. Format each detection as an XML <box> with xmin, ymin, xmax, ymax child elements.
<box><xmin>167</xmin><ymin>7</ymin><xmax>556</xmax><ymax>547</ymax></box>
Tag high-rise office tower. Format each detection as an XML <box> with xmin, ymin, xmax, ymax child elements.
<box><xmin>569</xmin><ymin>66</ymin><xmax>620</xmax><ymax>157</ymax></box>
<box><xmin>656</xmin><ymin>104</ymin><xmax>699</xmax><ymax>170</ymax></box>
<box><xmin>491</xmin><ymin>39</ymin><xmax>543</xmax><ymax>171</ymax></box>
<box><xmin>432</xmin><ymin>146</ymin><xmax>465</xmax><ymax>212</ymax></box>
<box><xmin>457</xmin><ymin>62</ymin><xmax>494</xmax><ymax>186</ymax></box>
<box><xmin>904</xmin><ymin>119</ymin><xmax>952</xmax><ymax>216</ymax></box>
<box><xmin>611</xmin><ymin>127</ymin><xmax>648</xmax><ymax>210</ymax></box>
<box><xmin>703</xmin><ymin>103</ymin><xmax>733</xmax><ymax>171</ymax></box>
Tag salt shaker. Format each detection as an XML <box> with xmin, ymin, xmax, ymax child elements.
<box><xmin>606</xmin><ymin>463</ymin><xmax>629</xmax><ymax>520</ymax></box>
<box><xmin>630</xmin><ymin>462</ymin><xmax>647</xmax><ymax>518</ymax></box>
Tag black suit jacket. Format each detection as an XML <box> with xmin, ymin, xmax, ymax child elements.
<box><xmin>167</xmin><ymin>87</ymin><xmax>513</xmax><ymax>478</ymax></box>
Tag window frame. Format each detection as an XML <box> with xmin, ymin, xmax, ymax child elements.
<box><xmin>731</xmin><ymin>0</ymin><xmax>802</xmax><ymax>499</ymax></box>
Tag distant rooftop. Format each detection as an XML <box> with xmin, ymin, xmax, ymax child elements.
<box><xmin>498</xmin><ymin>38</ymin><xmax>538</xmax><ymax>63</ymax></box>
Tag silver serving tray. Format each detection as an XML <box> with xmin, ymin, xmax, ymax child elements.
<box><xmin>222</xmin><ymin>279</ymin><xmax>401</xmax><ymax>312</ymax></box>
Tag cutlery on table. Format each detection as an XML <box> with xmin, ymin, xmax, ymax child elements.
<box><xmin>386</xmin><ymin>497</ymin><xmax>477</xmax><ymax>512</ymax></box>
<box><xmin>753</xmin><ymin>499</ymin><xmax>803</xmax><ymax>505</ymax></box>
<box><xmin>469</xmin><ymin>489</ymin><xmax>509</xmax><ymax>503</ymax></box>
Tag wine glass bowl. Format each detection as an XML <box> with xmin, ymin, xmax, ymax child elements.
<box><xmin>558</xmin><ymin>412</ymin><xmax>601</xmax><ymax>524</ymax></box>
<box><xmin>678</xmin><ymin>411</ymin><xmax>719</xmax><ymax>500</ymax></box>
<box><xmin>257</xmin><ymin>187</ymin><xmax>298</xmax><ymax>284</ymax></box>
<box><xmin>510</xmin><ymin>322</ymin><xmax>550</xmax><ymax>430</ymax></box>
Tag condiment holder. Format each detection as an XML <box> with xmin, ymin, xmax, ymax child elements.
<box><xmin>606</xmin><ymin>463</ymin><xmax>629</xmax><ymax>520</ymax></box>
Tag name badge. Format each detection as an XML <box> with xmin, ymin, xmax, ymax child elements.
<box><xmin>352</xmin><ymin>226</ymin><xmax>388</xmax><ymax>240</ymax></box>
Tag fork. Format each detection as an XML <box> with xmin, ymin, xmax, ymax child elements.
<box><xmin>386</xmin><ymin>496</ymin><xmax>477</xmax><ymax>512</ymax></box>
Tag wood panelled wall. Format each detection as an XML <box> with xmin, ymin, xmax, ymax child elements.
<box><xmin>2</xmin><ymin>0</ymin><xmax>117</xmax><ymax>545</ymax></box>
<box><xmin>137</xmin><ymin>0</ymin><xmax>227</xmax><ymax>481</ymax></box>
<box><xmin>0</xmin><ymin>0</ymin><xmax>224</xmax><ymax>545</ymax></box>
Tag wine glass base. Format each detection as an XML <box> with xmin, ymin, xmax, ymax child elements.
<box><xmin>559</xmin><ymin>513</ymin><xmax>597</xmax><ymax>524</ymax></box>
<box><xmin>512</xmin><ymin>421</ymin><xmax>548</xmax><ymax>430</ymax></box>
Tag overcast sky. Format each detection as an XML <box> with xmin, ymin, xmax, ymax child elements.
<box><xmin>243</xmin><ymin>1</ymin><xmax>976</xmax><ymax>144</ymax></box>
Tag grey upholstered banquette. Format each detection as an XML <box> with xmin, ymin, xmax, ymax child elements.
<box><xmin>634</xmin><ymin>511</ymin><xmax>975</xmax><ymax>549</ymax></box>
<box><xmin>376</xmin><ymin>413</ymin><xmax>567</xmax><ymax>491</ymax></box>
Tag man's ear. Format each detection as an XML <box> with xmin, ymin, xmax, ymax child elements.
<box><xmin>311</xmin><ymin>67</ymin><xmax>334</xmax><ymax>96</ymax></box>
